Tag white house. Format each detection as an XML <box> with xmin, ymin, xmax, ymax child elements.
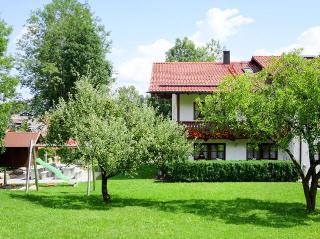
<box><xmin>149</xmin><ymin>51</ymin><xmax>311</xmax><ymax>171</ymax></box>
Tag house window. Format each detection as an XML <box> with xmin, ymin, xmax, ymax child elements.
<box><xmin>194</xmin><ymin>143</ymin><xmax>226</xmax><ymax>160</ymax></box>
<box><xmin>194</xmin><ymin>102</ymin><xmax>204</xmax><ymax>120</ymax></box>
<box><xmin>194</xmin><ymin>143</ymin><xmax>208</xmax><ymax>160</ymax></box>
<box><xmin>210</xmin><ymin>144</ymin><xmax>226</xmax><ymax>160</ymax></box>
<box><xmin>247</xmin><ymin>143</ymin><xmax>278</xmax><ymax>160</ymax></box>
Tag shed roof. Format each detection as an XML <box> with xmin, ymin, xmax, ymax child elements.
<box><xmin>3</xmin><ymin>132</ymin><xmax>41</xmax><ymax>148</ymax></box>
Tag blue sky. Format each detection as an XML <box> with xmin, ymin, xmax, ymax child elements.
<box><xmin>1</xmin><ymin>0</ymin><xmax>320</xmax><ymax>95</ymax></box>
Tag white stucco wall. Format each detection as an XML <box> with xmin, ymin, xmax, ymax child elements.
<box><xmin>179</xmin><ymin>94</ymin><xmax>204</xmax><ymax>121</ymax></box>
<box><xmin>224</xmin><ymin>139</ymin><xmax>248</xmax><ymax>160</ymax></box>
<box><xmin>301</xmin><ymin>141</ymin><xmax>311</xmax><ymax>173</ymax></box>
<box><xmin>172</xmin><ymin>94</ymin><xmax>177</xmax><ymax>121</ymax></box>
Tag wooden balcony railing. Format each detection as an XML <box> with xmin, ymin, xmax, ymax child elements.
<box><xmin>179</xmin><ymin>121</ymin><xmax>205</xmax><ymax>130</ymax></box>
<box><xmin>179</xmin><ymin>121</ymin><xmax>246</xmax><ymax>140</ymax></box>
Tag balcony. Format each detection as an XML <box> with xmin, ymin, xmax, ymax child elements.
<box><xmin>180</xmin><ymin>121</ymin><xmax>204</xmax><ymax>130</ymax></box>
<box><xmin>180</xmin><ymin>121</ymin><xmax>242</xmax><ymax>140</ymax></box>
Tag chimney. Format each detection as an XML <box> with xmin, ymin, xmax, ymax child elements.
<box><xmin>223</xmin><ymin>50</ymin><xmax>230</xmax><ymax>64</ymax></box>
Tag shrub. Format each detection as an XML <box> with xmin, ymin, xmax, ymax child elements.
<box><xmin>163</xmin><ymin>160</ymin><xmax>299</xmax><ymax>182</ymax></box>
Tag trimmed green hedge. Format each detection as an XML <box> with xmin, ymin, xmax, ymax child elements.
<box><xmin>163</xmin><ymin>160</ymin><xmax>299</xmax><ymax>182</ymax></box>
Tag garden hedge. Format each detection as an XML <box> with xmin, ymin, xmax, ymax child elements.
<box><xmin>163</xmin><ymin>160</ymin><xmax>299</xmax><ymax>182</ymax></box>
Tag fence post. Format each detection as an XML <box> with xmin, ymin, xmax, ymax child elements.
<box><xmin>25</xmin><ymin>140</ymin><xmax>33</xmax><ymax>192</ymax></box>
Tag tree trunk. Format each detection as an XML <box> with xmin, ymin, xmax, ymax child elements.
<box><xmin>302</xmin><ymin>178</ymin><xmax>318</xmax><ymax>211</ymax></box>
<box><xmin>3</xmin><ymin>167</ymin><xmax>7</xmax><ymax>186</ymax></box>
<box><xmin>285</xmin><ymin>147</ymin><xmax>318</xmax><ymax>211</ymax></box>
<box><xmin>302</xmin><ymin>180</ymin><xmax>312</xmax><ymax>210</ymax></box>
<box><xmin>86</xmin><ymin>164</ymin><xmax>91</xmax><ymax>196</ymax></box>
<box><xmin>309</xmin><ymin>176</ymin><xmax>318</xmax><ymax>211</ymax></box>
<box><xmin>101</xmin><ymin>169</ymin><xmax>111</xmax><ymax>203</ymax></box>
<box><xmin>306</xmin><ymin>143</ymin><xmax>318</xmax><ymax>211</ymax></box>
<box><xmin>92</xmin><ymin>159</ymin><xmax>96</xmax><ymax>191</ymax></box>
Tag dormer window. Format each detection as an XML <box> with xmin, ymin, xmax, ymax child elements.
<box><xmin>242</xmin><ymin>66</ymin><xmax>254</xmax><ymax>73</ymax></box>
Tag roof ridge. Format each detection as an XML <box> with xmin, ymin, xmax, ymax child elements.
<box><xmin>252</xmin><ymin>55</ymin><xmax>280</xmax><ymax>57</ymax></box>
<box><xmin>7</xmin><ymin>131</ymin><xmax>40</xmax><ymax>134</ymax></box>
<box><xmin>153</xmin><ymin>61</ymin><xmax>250</xmax><ymax>64</ymax></box>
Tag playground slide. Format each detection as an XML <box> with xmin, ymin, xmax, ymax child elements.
<box><xmin>35</xmin><ymin>158</ymin><xmax>70</xmax><ymax>181</ymax></box>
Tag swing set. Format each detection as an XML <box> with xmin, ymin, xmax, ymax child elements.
<box><xmin>0</xmin><ymin>132</ymin><xmax>79</xmax><ymax>192</ymax></box>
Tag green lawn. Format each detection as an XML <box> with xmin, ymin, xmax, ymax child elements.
<box><xmin>1</xmin><ymin>171</ymin><xmax>320</xmax><ymax>238</ymax></box>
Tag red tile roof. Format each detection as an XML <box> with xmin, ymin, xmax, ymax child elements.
<box><xmin>3</xmin><ymin>132</ymin><xmax>41</xmax><ymax>148</ymax></box>
<box><xmin>252</xmin><ymin>56</ymin><xmax>280</xmax><ymax>69</ymax></box>
<box><xmin>149</xmin><ymin>59</ymin><xmax>266</xmax><ymax>93</ymax></box>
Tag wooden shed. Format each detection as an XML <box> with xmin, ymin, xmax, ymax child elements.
<box><xmin>0</xmin><ymin>132</ymin><xmax>42</xmax><ymax>167</ymax></box>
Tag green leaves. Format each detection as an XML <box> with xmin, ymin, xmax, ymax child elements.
<box><xmin>47</xmin><ymin>79</ymin><xmax>192</xmax><ymax>179</ymax></box>
<box><xmin>164</xmin><ymin>160</ymin><xmax>299</xmax><ymax>182</ymax></box>
<box><xmin>165</xmin><ymin>37</ymin><xmax>224</xmax><ymax>62</ymax></box>
<box><xmin>0</xmin><ymin>18</ymin><xmax>19</xmax><ymax>152</ymax></box>
<box><xmin>201</xmin><ymin>50</ymin><xmax>320</xmax><ymax>155</ymax></box>
<box><xmin>17</xmin><ymin>0</ymin><xmax>113</xmax><ymax>114</ymax></box>
<box><xmin>146</xmin><ymin>95</ymin><xmax>171</xmax><ymax>118</ymax></box>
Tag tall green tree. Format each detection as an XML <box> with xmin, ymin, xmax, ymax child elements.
<box><xmin>0</xmin><ymin>18</ymin><xmax>19</xmax><ymax>151</ymax></box>
<box><xmin>165</xmin><ymin>37</ymin><xmax>223</xmax><ymax>62</ymax></box>
<box><xmin>17</xmin><ymin>0</ymin><xmax>113</xmax><ymax>114</ymax></box>
<box><xmin>201</xmin><ymin>50</ymin><xmax>320</xmax><ymax>211</ymax></box>
<box><xmin>47</xmin><ymin>80</ymin><xmax>191</xmax><ymax>202</ymax></box>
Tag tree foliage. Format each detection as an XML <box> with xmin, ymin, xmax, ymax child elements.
<box><xmin>18</xmin><ymin>120</ymin><xmax>30</xmax><ymax>132</ymax></box>
<box><xmin>205</xmin><ymin>39</ymin><xmax>224</xmax><ymax>62</ymax></box>
<box><xmin>46</xmin><ymin>80</ymin><xmax>191</xmax><ymax>202</ymax></box>
<box><xmin>17</xmin><ymin>0</ymin><xmax>113</xmax><ymax>114</ymax></box>
<box><xmin>0</xmin><ymin>18</ymin><xmax>19</xmax><ymax>151</ymax></box>
<box><xmin>9</xmin><ymin>99</ymin><xmax>32</xmax><ymax>115</ymax></box>
<box><xmin>165</xmin><ymin>37</ymin><xmax>224</xmax><ymax>62</ymax></box>
<box><xmin>145</xmin><ymin>95</ymin><xmax>171</xmax><ymax>119</ymax></box>
<box><xmin>201</xmin><ymin>50</ymin><xmax>320</xmax><ymax>211</ymax></box>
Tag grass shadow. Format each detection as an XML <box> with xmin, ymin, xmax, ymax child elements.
<box><xmin>10</xmin><ymin>192</ymin><xmax>320</xmax><ymax>228</ymax></box>
<box><xmin>112</xmin><ymin>165</ymin><xmax>157</xmax><ymax>180</ymax></box>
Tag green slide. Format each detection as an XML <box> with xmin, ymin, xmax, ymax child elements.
<box><xmin>35</xmin><ymin>158</ymin><xmax>70</xmax><ymax>181</ymax></box>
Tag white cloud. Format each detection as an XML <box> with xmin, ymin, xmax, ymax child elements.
<box><xmin>253</xmin><ymin>48</ymin><xmax>273</xmax><ymax>56</ymax></box>
<box><xmin>116</xmin><ymin>39</ymin><xmax>172</xmax><ymax>94</ymax></box>
<box><xmin>255</xmin><ymin>26</ymin><xmax>320</xmax><ymax>56</ymax></box>
<box><xmin>110</xmin><ymin>47</ymin><xmax>125</xmax><ymax>57</ymax></box>
<box><xmin>115</xmin><ymin>8</ymin><xmax>253</xmax><ymax>94</ymax></box>
<box><xmin>282</xmin><ymin>26</ymin><xmax>320</xmax><ymax>55</ymax></box>
<box><xmin>190</xmin><ymin>8</ymin><xmax>253</xmax><ymax>44</ymax></box>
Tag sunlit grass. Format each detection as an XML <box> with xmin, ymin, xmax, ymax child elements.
<box><xmin>0</xmin><ymin>168</ymin><xmax>320</xmax><ymax>238</ymax></box>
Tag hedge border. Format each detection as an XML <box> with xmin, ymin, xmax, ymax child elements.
<box><xmin>163</xmin><ymin>160</ymin><xmax>299</xmax><ymax>182</ymax></box>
